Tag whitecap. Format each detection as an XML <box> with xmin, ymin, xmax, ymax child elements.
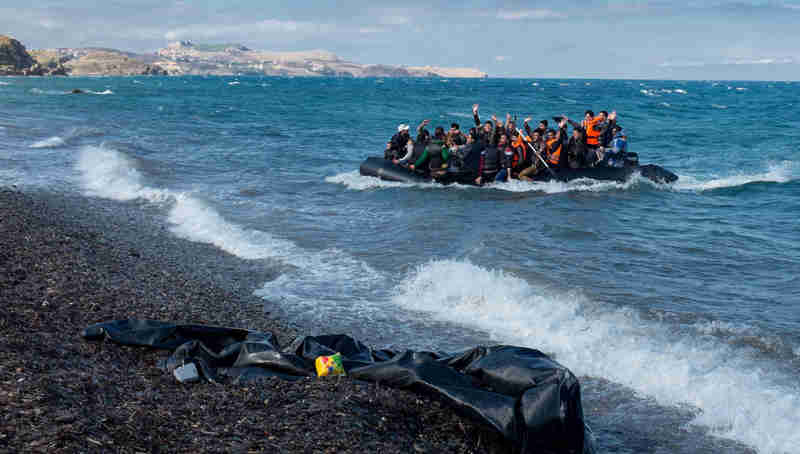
<box><xmin>29</xmin><ymin>136</ymin><xmax>66</xmax><ymax>148</ymax></box>
<box><xmin>88</xmin><ymin>89</ymin><xmax>114</xmax><ymax>95</ymax></box>
<box><xmin>29</xmin><ymin>88</ymin><xmax>68</xmax><ymax>95</ymax></box>
<box><xmin>325</xmin><ymin>170</ymin><xmax>439</xmax><ymax>191</ymax></box>
<box><xmin>446</xmin><ymin>112</ymin><xmax>472</xmax><ymax>119</ymax></box>
<box><xmin>673</xmin><ymin>162</ymin><xmax>795</xmax><ymax>192</ymax></box>
<box><xmin>490</xmin><ymin>174</ymin><xmax>648</xmax><ymax>194</ymax></box>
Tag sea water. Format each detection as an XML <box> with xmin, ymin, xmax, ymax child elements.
<box><xmin>2</xmin><ymin>75</ymin><xmax>799</xmax><ymax>453</ymax></box>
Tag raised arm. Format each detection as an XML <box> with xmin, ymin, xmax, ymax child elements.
<box><xmin>523</xmin><ymin>117</ymin><xmax>534</xmax><ymax>136</ymax></box>
<box><xmin>567</xmin><ymin>119</ymin><xmax>585</xmax><ymax>134</ymax></box>
<box><xmin>417</xmin><ymin>119</ymin><xmax>430</xmax><ymax>137</ymax></box>
<box><xmin>472</xmin><ymin>104</ymin><xmax>481</xmax><ymax>127</ymax></box>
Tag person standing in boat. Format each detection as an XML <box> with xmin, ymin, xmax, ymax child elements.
<box><xmin>410</xmin><ymin>126</ymin><xmax>449</xmax><ymax>176</ymax></box>
<box><xmin>545</xmin><ymin>118</ymin><xmax>569</xmax><ymax>169</ymax></box>
<box><xmin>518</xmin><ymin>129</ymin><xmax>545</xmax><ymax>181</ymax></box>
<box><xmin>563</xmin><ymin>116</ymin><xmax>590</xmax><ymax>168</ymax></box>
<box><xmin>509</xmin><ymin>130</ymin><xmax>531</xmax><ymax>179</ymax></box>
<box><xmin>598</xmin><ymin>111</ymin><xmax>618</xmax><ymax>148</ymax></box>
<box><xmin>444</xmin><ymin>132</ymin><xmax>466</xmax><ymax>171</ymax></box>
<box><xmin>392</xmin><ymin>136</ymin><xmax>416</xmax><ymax>166</ymax></box>
<box><xmin>584</xmin><ymin>110</ymin><xmax>617</xmax><ymax>153</ymax></box>
<box><xmin>449</xmin><ymin>123</ymin><xmax>467</xmax><ymax>145</ymax></box>
<box><xmin>493</xmin><ymin>134</ymin><xmax>515</xmax><ymax>182</ymax></box>
<box><xmin>474</xmin><ymin>133</ymin><xmax>508</xmax><ymax>184</ymax></box>
<box><xmin>599</xmin><ymin>125</ymin><xmax>626</xmax><ymax>168</ymax></box>
<box><xmin>384</xmin><ymin>123</ymin><xmax>410</xmax><ymax>160</ymax></box>
<box><xmin>523</xmin><ymin>117</ymin><xmax>546</xmax><ymax>138</ymax></box>
<box><xmin>472</xmin><ymin>104</ymin><xmax>498</xmax><ymax>146</ymax></box>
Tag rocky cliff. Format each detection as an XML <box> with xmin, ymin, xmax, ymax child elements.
<box><xmin>0</xmin><ymin>35</ymin><xmax>64</xmax><ymax>75</ymax></box>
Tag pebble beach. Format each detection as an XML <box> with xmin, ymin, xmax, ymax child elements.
<box><xmin>0</xmin><ymin>188</ymin><xmax>509</xmax><ymax>453</ymax></box>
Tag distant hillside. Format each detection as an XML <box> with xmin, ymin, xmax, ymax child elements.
<box><xmin>3</xmin><ymin>36</ymin><xmax>487</xmax><ymax>78</ymax></box>
<box><xmin>152</xmin><ymin>40</ymin><xmax>487</xmax><ymax>78</ymax></box>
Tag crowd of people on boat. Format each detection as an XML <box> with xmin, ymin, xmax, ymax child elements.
<box><xmin>383</xmin><ymin>104</ymin><xmax>629</xmax><ymax>184</ymax></box>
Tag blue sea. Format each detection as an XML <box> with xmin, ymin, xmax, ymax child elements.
<box><xmin>1</xmin><ymin>76</ymin><xmax>798</xmax><ymax>453</ymax></box>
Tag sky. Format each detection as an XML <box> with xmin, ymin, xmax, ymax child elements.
<box><xmin>2</xmin><ymin>0</ymin><xmax>800</xmax><ymax>80</ymax></box>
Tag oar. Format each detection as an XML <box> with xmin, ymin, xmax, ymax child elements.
<box><xmin>516</xmin><ymin>128</ymin><xmax>558</xmax><ymax>179</ymax></box>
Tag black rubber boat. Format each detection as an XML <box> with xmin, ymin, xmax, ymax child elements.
<box><xmin>359</xmin><ymin>155</ymin><xmax>678</xmax><ymax>185</ymax></box>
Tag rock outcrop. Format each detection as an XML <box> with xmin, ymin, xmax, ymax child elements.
<box><xmin>0</xmin><ymin>35</ymin><xmax>37</xmax><ymax>75</ymax></box>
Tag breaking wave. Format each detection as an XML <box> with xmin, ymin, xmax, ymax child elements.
<box><xmin>673</xmin><ymin>162</ymin><xmax>796</xmax><ymax>192</ymax></box>
<box><xmin>30</xmin><ymin>136</ymin><xmax>66</xmax><ymax>148</ymax></box>
<box><xmin>76</xmin><ymin>144</ymin><xmax>382</xmax><ymax>323</ymax></box>
<box><xmin>391</xmin><ymin>259</ymin><xmax>800</xmax><ymax>454</ymax></box>
<box><xmin>325</xmin><ymin>171</ymin><xmax>437</xmax><ymax>191</ymax></box>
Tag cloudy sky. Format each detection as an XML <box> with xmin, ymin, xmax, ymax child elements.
<box><xmin>3</xmin><ymin>1</ymin><xmax>799</xmax><ymax>80</ymax></box>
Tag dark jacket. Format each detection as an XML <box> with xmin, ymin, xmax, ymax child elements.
<box><xmin>473</xmin><ymin>112</ymin><xmax>498</xmax><ymax>146</ymax></box>
<box><xmin>385</xmin><ymin>132</ymin><xmax>409</xmax><ymax>160</ymax></box>
<box><xmin>566</xmin><ymin>120</ymin><xmax>589</xmax><ymax>168</ymax></box>
<box><xmin>478</xmin><ymin>145</ymin><xmax>501</xmax><ymax>175</ymax></box>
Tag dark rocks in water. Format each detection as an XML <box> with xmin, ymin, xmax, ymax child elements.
<box><xmin>71</xmin><ymin>88</ymin><xmax>85</xmax><ymax>94</ymax></box>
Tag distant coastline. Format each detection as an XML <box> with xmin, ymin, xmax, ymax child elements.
<box><xmin>1</xmin><ymin>36</ymin><xmax>488</xmax><ymax>78</ymax></box>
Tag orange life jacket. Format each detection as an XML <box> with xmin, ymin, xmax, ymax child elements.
<box><xmin>585</xmin><ymin>117</ymin><xmax>602</xmax><ymax>146</ymax></box>
<box><xmin>511</xmin><ymin>135</ymin><xmax>529</xmax><ymax>169</ymax></box>
<box><xmin>547</xmin><ymin>138</ymin><xmax>562</xmax><ymax>165</ymax></box>
<box><xmin>512</xmin><ymin>134</ymin><xmax>529</xmax><ymax>149</ymax></box>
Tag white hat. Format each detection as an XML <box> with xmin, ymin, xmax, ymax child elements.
<box><xmin>397</xmin><ymin>123</ymin><xmax>410</xmax><ymax>132</ymax></box>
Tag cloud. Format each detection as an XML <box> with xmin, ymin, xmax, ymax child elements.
<box><xmin>495</xmin><ymin>55</ymin><xmax>509</xmax><ymax>62</ymax></box>
<box><xmin>163</xmin><ymin>19</ymin><xmax>333</xmax><ymax>41</ymax></box>
<box><xmin>723</xmin><ymin>57</ymin><xmax>796</xmax><ymax>65</ymax></box>
<box><xmin>38</xmin><ymin>18</ymin><xmax>63</xmax><ymax>30</ymax></box>
<box><xmin>379</xmin><ymin>15</ymin><xmax>410</xmax><ymax>25</ymax></box>
<box><xmin>496</xmin><ymin>9</ymin><xmax>566</xmax><ymax>20</ymax></box>
<box><xmin>659</xmin><ymin>56</ymin><xmax>797</xmax><ymax>67</ymax></box>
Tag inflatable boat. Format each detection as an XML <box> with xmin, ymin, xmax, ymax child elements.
<box><xmin>360</xmin><ymin>154</ymin><xmax>678</xmax><ymax>186</ymax></box>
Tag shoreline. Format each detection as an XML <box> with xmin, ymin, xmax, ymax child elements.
<box><xmin>0</xmin><ymin>187</ymin><xmax>509</xmax><ymax>453</ymax></box>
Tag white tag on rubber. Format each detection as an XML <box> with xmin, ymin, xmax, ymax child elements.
<box><xmin>173</xmin><ymin>362</ymin><xmax>200</xmax><ymax>383</ymax></box>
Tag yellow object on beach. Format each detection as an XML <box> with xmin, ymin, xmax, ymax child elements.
<box><xmin>315</xmin><ymin>352</ymin><xmax>345</xmax><ymax>377</ymax></box>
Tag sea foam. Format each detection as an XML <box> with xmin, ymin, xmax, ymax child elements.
<box><xmin>391</xmin><ymin>259</ymin><xmax>800</xmax><ymax>454</ymax></box>
<box><xmin>673</xmin><ymin>162</ymin><xmax>796</xmax><ymax>192</ymax></box>
<box><xmin>30</xmin><ymin>136</ymin><xmax>66</xmax><ymax>148</ymax></box>
<box><xmin>76</xmin><ymin>145</ymin><xmax>382</xmax><ymax>322</ymax></box>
